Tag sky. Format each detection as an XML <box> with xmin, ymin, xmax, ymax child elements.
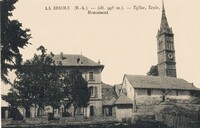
<box><xmin>1</xmin><ymin>0</ymin><xmax>200</xmax><ymax>99</ymax></box>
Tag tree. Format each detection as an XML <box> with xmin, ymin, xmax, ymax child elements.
<box><xmin>147</xmin><ymin>65</ymin><xmax>158</xmax><ymax>76</ymax></box>
<box><xmin>2</xmin><ymin>46</ymin><xmax>65</xmax><ymax>117</ymax></box>
<box><xmin>1</xmin><ymin>0</ymin><xmax>31</xmax><ymax>84</ymax></box>
<box><xmin>2</xmin><ymin>46</ymin><xmax>90</xmax><ymax>118</ymax></box>
<box><xmin>64</xmin><ymin>69</ymin><xmax>90</xmax><ymax>116</ymax></box>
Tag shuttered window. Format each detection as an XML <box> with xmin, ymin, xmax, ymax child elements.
<box><xmin>89</xmin><ymin>72</ymin><xmax>94</xmax><ymax>80</ymax></box>
<box><xmin>89</xmin><ymin>86</ymin><xmax>98</xmax><ymax>98</ymax></box>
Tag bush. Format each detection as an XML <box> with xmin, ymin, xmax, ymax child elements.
<box><xmin>122</xmin><ymin>117</ymin><xmax>132</xmax><ymax>123</ymax></box>
<box><xmin>62</xmin><ymin>112</ymin><xmax>71</xmax><ymax>117</ymax></box>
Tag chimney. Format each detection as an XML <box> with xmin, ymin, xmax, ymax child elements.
<box><xmin>60</xmin><ymin>52</ymin><xmax>63</xmax><ymax>60</ymax></box>
<box><xmin>98</xmin><ymin>59</ymin><xmax>101</xmax><ymax>64</ymax></box>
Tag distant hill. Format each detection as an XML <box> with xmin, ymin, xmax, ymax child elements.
<box><xmin>102</xmin><ymin>82</ymin><xmax>113</xmax><ymax>89</ymax></box>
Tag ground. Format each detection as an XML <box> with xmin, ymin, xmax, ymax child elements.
<box><xmin>2</xmin><ymin>103</ymin><xmax>200</xmax><ymax>128</ymax></box>
<box><xmin>1</xmin><ymin>120</ymin><xmax>170</xmax><ymax>128</ymax></box>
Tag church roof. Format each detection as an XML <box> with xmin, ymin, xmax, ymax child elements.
<box><xmin>51</xmin><ymin>53</ymin><xmax>104</xmax><ymax>67</ymax></box>
<box><xmin>125</xmin><ymin>75</ymin><xmax>198</xmax><ymax>91</ymax></box>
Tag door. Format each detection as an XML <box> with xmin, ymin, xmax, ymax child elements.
<box><xmin>90</xmin><ymin>106</ymin><xmax>94</xmax><ymax>116</ymax></box>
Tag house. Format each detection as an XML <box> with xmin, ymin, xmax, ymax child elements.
<box><xmin>102</xmin><ymin>84</ymin><xmax>133</xmax><ymax>119</ymax></box>
<box><xmin>3</xmin><ymin>54</ymin><xmax>104</xmax><ymax>119</ymax></box>
<box><xmin>50</xmin><ymin>53</ymin><xmax>105</xmax><ymax>117</ymax></box>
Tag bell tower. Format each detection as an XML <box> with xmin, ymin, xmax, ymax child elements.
<box><xmin>157</xmin><ymin>1</ymin><xmax>177</xmax><ymax>77</ymax></box>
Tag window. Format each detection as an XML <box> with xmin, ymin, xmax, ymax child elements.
<box><xmin>77</xmin><ymin>58</ymin><xmax>80</xmax><ymax>64</ymax></box>
<box><xmin>190</xmin><ymin>91</ymin><xmax>195</xmax><ymax>96</ymax></box>
<box><xmin>147</xmin><ymin>89</ymin><xmax>151</xmax><ymax>96</ymax></box>
<box><xmin>89</xmin><ymin>72</ymin><xmax>94</xmax><ymax>80</ymax></box>
<box><xmin>89</xmin><ymin>86</ymin><xmax>94</xmax><ymax>97</ymax></box>
<box><xmin>89</xmin><ymin>86</ymin><xmax>98</xmax><ymax>98</ymax></box>
<box><xmin>176</xmin><ymin>90</ymin><xmax>179</xmax><ymax>96</ymax></box>
<box><xmin>162</xmin><ymin>90</ymin><xmax>165</xmax><ymax>94</ymax></box>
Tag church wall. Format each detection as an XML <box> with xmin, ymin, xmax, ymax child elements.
<box><xmin>166</xmin><ymin>90</ymin><xmax>191</xmax><ymax>101</ymax></box>
<box><xmin>135</xmin><ymin>89</ymin><xmax>162</xmax><ymax>105</ymax></box>
<box><xmin>122</xmin><ymin>77</ymin><xmax>135</xmax><ymax>101</ymax></box>
<box><xmin>135</xmin><ymin>89</ymin><xmax>193</xmax><ymax>105</ymax></box>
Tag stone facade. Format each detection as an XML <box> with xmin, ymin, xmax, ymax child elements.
<box><xmin>112</xmin><ymin>104</ymin><xmax>133</xmax><ymax>120</ymax></box>
<box><xmin>53</xmin><ymin>54</ymin><xmax>104</xmax><ymax>117</ymax></box>
<box><xmin>121</xmin><ymin>74</ymin><xmax>199</xmax><ymax>108</ymax></box>
<box><xmin>157</xmin><ymin>2</ymin><xmax>177</xmax><ymax>78</ymax></box>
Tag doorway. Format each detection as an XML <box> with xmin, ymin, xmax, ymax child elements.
<box><xmin>90</xmin><ymin>106</ymin><xmax>94</xmax><ymax>116</ymax></box>
<box><xmin>25</xmin><ymin>107</ymin><xmax>30</xmax><ymax>118</ymax></box>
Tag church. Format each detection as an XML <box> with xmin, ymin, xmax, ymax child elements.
<box><xmin>103</xmin><ymin>2</ymin><xmax>200</xmax><ymax>119</ymax></box>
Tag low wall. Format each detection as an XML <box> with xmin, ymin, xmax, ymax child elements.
<box><xmin>155</xmin><ymin>113</ymin><xmax>200</xmax><ymax>128</ymax></box>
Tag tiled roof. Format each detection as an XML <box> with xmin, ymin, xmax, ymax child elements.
<box><xmin>102</xmin><ymin>87</ymin><xmax>118</xmax><ymax>106</ymax></box>
<box><xmin>113</xmin><ymin>93</ymin><xmax>133</xmax><ymax>105</ymax></box>
<box><xmin>125</xmin><ymin>75</ymin><xmax>198</xmax><ymax>90</ymax></box>
<box><xmin>103</xmin><ymin>97</ymin><xmax>117</xmax><ymax>106</ymax></box>
<box><xmin>114</xmin><ymin>84</ymin><xmax>122</xmax><ymax>97</ymax></box>
<box><xmin>52</xmin><ymin>54</ymin><xmax>104</xmax><ymax>67</ymax></box>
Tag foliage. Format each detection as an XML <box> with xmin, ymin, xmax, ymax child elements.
<box><xmin>2</xmin><ymin>46</ymin><xmax>90</xmax><ymax>117</ymax></box>
<box><xmin>1</xmin><ymin>0</ymin><xmax>31</xmax><ymax>84</ymax></box>
<box><xmin>147</xmin><ymin>65</ymin><xmax>158</xmax><ymax>76</ymax></box>
<box><xmin>2</xmin><ymin>46</ymin><xmax>65</xmax><ymax>110</ymax></box>
<box><xmin>64</xmin><ymin>68</ymin><xmax>91</xmax><ymax>115</ymax></box>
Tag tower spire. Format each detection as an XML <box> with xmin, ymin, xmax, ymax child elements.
<box><xmin>160</xmin><ymin>1</ymin><xmax>169</xmax><ymax>31</ymax></box>
<box><xmin>157</xmin><ymin>1</ymin><xmax>176</xmax><ymax>78</ymax></box>
<box><xmin>162</xmin><ymin>1</ymin><xmax>165</xmax><ymax>12</ymax></box>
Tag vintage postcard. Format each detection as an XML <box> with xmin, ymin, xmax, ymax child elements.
<box><xmin>1</xmin><ymin>0</ymin><xmax>200</xmax><ymax>127</ymax></box>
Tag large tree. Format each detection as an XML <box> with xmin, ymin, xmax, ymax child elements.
<box><xmin>64</xmin><ymin>69</ymin><xmax>90</xmax><ymax>116</ymax></box>
<box><xmin>1</xmin><ymin>0</ymin><xmax>31</xmax><ymax>84</ymax></box>
<box><xmin>2</xmin><ymin>46</ymin><xmax>90</xmax><ymax>118</ymax></box>
<box><xmin>2</xmin><ymin>46</ymin><xmax>65</xmax><ymax>117</ymax></box>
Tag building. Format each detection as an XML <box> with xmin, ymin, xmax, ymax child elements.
<box><xmin>157</xmin><ymin>2</ymin><xmax>176</xmax><ymax>78</ymax></box>
<box><xmin>51</xmin><ymin>53</ymin><xmax>104</xmax><ymax>117</ymax></box>
<box><xmin>121</xmin><ymin>75</ymin><xmax>199</xmax><ymax>107</ymax></box>
<box><xmin>120</xmin><ymin>2</ymin><xmax>200</xmax><ymax>108</ymax></box>
<box><xmin>1</xmin><ymin>54</ymin><xmax>104</xmax><ymax>119</ymax></box>
<box><xmin>103</xmin><ymin>2</ymin><xmax>200</xmax><ymax>118</ymax></box>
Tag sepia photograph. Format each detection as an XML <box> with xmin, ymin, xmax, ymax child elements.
<box><xmin>1</xmin><ymin>0</ymin><xmax>200</xmax><ymax>127</ymax></box>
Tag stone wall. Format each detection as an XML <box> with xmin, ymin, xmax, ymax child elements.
<box><xmin>135</xmin><ymin>89</ymin><xmax>193</xmax><ymax>105</ymax></box>
<box><xmin>114</xmin><ymin>104</ymin><xmax>133</xmax><ymax>120</ymax></box>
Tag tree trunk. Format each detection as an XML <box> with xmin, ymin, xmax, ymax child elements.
<box><xmin>73</xmin><ymin>105</ymin><xmax>77</xmax><ymax>117</ymax></box>
<box><xmin>34</xmin><ymin>104</ymin><xmax>37</xmax><ymax>117</ymax></box>
<box><xmin>52</xmin><ymin>107</ymin><xmax>55</xmax><ymax>119</ymax></box>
